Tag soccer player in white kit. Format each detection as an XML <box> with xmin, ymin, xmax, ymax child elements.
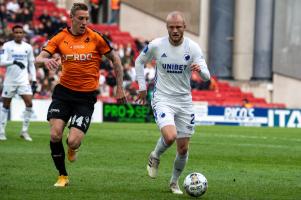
<box><xmin>135</xmin><ymin>11</ymin><xmax>210</xmax><ymax>194</ymax></box>
<box><xmin>0</xmin><ymin>25</ymin><xmax>37</xmax><ymax>141</ymax></box>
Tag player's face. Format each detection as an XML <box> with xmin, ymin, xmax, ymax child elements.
<box><xmin>13</xmin><ymin>28</ymin><xmax>24</xmax><ymax>43</ymax></box>
<box><xmin>71</xmin><ymin>10</ymin><xmax>89</xmax><ymax>35</ymax></box>
<box><xmin>167</xmin><ymin>17</ymin><xmax>185</xmax><ymax>46</ymax></box>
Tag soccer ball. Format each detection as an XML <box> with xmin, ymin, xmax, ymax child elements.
<box><xmin>183</xmin><ymin>172</ymin><xmax>208</xmax><ymax>197</ymax></box>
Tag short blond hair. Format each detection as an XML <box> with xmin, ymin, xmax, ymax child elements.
<box><xmin>70</xmin><ymin>3</ymin><xmax>88</xmax><ymax>17</ymax></box>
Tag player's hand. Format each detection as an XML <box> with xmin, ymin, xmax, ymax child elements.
<box><xmin>115</xmin><ymin>87</ymin><xmax>128</xmax><ymax>104</ymax></box>
<box><xmin>31</xmin><ymin>81</ymin><xmax>37</xmax><ymax>95</ymax></box>
<box><xmin>136</xmin><ymin>90</ymin><xmax>147</xmax><ymax>105</ymax></box>
<box><xmin>45</xmin><ymin>57</ymin><xmax>60</xmax><ymax>71</ymax></box>
<box><xmin>13</xmin><ymin>60</ymin><xmax>25</xmax><ymax>69</ymax></box>
<box><xmin>190</xmin><ymin>63</ymin><xmax>201</xmax><ymax>72</ymax></box>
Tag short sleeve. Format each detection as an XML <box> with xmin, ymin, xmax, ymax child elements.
<box><xmin>96</xmin><ymin>34</ymin><xmax>113</xmax><ymax>55</ymax></box>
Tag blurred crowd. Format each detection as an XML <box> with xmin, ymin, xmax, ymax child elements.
<box><xmin>0</xmin><ymin>0</ymin><xmax>215</xmax><ymax>103</ymax></box>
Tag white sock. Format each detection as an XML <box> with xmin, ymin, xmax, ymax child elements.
<box><xmin>153</xmin><ymin>136</ymin><xmax>170</xmax><ymax>158</ymax></box>
<box><xmin>170</xmin><ymin>152</ymin><xmax>188</xmax><ymax>183</ymax></box>
<box><xmin>22</xmin><ymin>107</ymin><xmax>32</xmax><ymax>133</ymax></box>
<box><xmin>0</xmin><ymin>107</ymin><xmax>9</xmax><ymax>134</ymax></box>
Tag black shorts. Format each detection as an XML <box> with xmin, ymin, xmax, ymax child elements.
<box><xmin>47</xmin><ymin>84</ymin><xmax>97</xmax><ymax>133</ymax></box>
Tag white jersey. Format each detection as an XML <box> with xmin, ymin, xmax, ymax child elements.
<box><xmin>135</xmin><ymin>36</ymin><xmax>210</xmax><ymax>102</ymax></box>
<box><xmin>0</xmin><ymin>40</ymin><xmax>36</xmax><ymax>86</ymax></box>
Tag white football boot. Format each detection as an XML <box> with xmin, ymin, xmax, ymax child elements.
<box><xmin>20</xmin><ymin>132</ymin><xmax>32</xmax><ymax>141</ymax></box>
<box><xmin>0</xmin><ymin>132</ymin><xmax>7</xmax><ymax>141</ymax></box>
<box><xmin>169</xmin><ymin>182</ymin><xmax>183</xmax><ymax>195</ymax></box>
<box><xmin>147</xmin><ymin>151</ymin><xmax>160</xmax><ymax>178</ymax></box>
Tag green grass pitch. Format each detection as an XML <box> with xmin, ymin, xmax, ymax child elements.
<box><xmin>0</xmin><ymin>122</ymin><xmax>300</xmax><ymax>200</ymax></box>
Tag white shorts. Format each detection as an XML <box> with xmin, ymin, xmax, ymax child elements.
<box><xmin>151</xmin><ymin>101</ymin><xmax>195</xmax><ymax>138</ymax></box>
<box><xmin>1</xmin><ymin>84</ymin><xmax>32</xmax><ymax>98</ymax></box>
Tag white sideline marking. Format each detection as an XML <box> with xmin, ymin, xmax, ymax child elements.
<box><xmin>202</xmin><ymin>133</ymin><xmax>301</xmax><ymax>142</ymax></box>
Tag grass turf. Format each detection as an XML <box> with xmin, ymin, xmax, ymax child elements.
<box><xmin>0</xmin><ymin>122</ymin><xmax>300</xmax><ymax>200</ymax></box>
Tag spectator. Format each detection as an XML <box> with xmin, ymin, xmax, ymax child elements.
<box><xmin>38</xmin><ymin>9</ymin><xmax>51</xmax><ymax>25</ymax></box>
<box><xmin>6</xmin><ymin>0</ymin><xmax>20</xmax><ymax>15</ymax></box>
<box><xmin>109</xmin><ymin>0</ymin><xmax>120</xmax><ymax>24</ymax></box>
<box><xmin>144</xmin><ymin>62</ymin><xmax>155</xmax><ymax>83</ymax></box>
<box><xmin>242</xmin><ymin>98</ymin><xmax>253</xmax><ymax>108</ymax></box>
<box><xmin>89</xmin><ymin>0</ymin><xmax>100</xmax><ymax>24</ymax></box>
<box><xmin>0</xmin><ymin>3</ymin><xmax>8</xmax><ymax>29</ymax></box>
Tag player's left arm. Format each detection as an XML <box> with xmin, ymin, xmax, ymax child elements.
<box><xmin>28</xmin><ymin>46</ymin><xmax>37</xmax><ymax>82</ymax></box>
<box><xmin>190</xmin><ymin>44</ymin><xmax>210</xmax><ymax>81</ymax></box>
<box><xmin>104</xmin><ymin>50</ymin><xmax>127</xmax><ymax>103</ymax></box>
<box><xmin>28</xmin><ymin>46</ymin><xmax>37</xmax><ymax>94</ymax></box>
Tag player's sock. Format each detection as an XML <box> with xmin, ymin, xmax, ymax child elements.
<box><xmin>153</xmin><ymin>136</ymin><xmax>170</xmax><ymax>158</ymax></box>
<box><xmin>170</xmin><ymin>152</ymin><xmax>188</xmax><ymax>184</ymax></box>
<box><xmin>50</xmin><ymin>140</ymin><xmax>68</xmax><ymax>176</ymax></box>
<box><xmin>0</xmin><ymin>107</ymin><xmax>9</xmax><ymax>134</ymax></box>
<box><xmin>21</xmin><ymin>107</ymin><xmax>32</xmax><ymax>133</ymax></box>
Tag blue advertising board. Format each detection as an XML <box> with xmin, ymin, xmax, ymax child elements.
<box><xmin>194</xmin><ymin>105</ymin><xmax>301</xmax><ymax>128</ymax></box>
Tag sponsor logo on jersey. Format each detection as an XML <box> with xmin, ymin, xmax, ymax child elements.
<box><xmin>12</xmin><ymin>54</ymin><xmax>26</xmax><ymax>60</ymax></box>
<box><xmin>161</xmin><ymin>53</ymin><xmax>167</xmax><ymax>57</ymax></box>
<box><xmin>62</xmin><ymin>53</ymin><xmax>92</xmax><ymax>61</ymax></box>
<box><xmin>72</xmin><ymin>45</ymin><xmax>85</xmax><ymax>49</ymax></box>
<box><xmin>162</xmin><ymin>63</ymin><xmax>187</xmax><ymax>73</ymax></box>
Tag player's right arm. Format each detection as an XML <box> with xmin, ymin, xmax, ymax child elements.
<box><xmin>135</xmin><ymin>42</ymin><xmax>154</xmax><ymax>105</ymax></box>
<box><xmin>35</xmin><ymin>50</ymin><xmax>60</xmax><ymax>71</ymax></box>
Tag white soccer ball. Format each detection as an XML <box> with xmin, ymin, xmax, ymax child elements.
<box><xmin>183</xmin><ymin>172</ymin><xmax>208</xmax><ymax>197</ymax></box>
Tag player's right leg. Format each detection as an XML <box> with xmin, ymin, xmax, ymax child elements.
<box><xmin>47</xmin><ymin>97</ymin><xmax>71</xmax><ymax>187</ymax></box>
<box><xmin>147</xmin><ymin>103</ymin><xmax>177</xmax><ymax>178</ymax></box>
<box><xmin>0</xmin><ymin>105</ymin><xmax>9</xmax><ymax>140</ymax></box>
<box><xmin>66</xmin><ymin>102</ymin><xmax>94</xmax><ymax>162</ymax></box>
<box><xmin>49</xmin><ymin>118</ymin><xmax>69</xmax><ymax>187</ymax></box>
<box><xmin>0</xmin><ymin>87</ymin><xmax>15</xmax><ymax>140</ymax></box>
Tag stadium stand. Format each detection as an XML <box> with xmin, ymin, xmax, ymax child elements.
<box><xmin>0</xmin><ymin>0</ymin><xmax>286</xmax><ymax>109</ymax></box>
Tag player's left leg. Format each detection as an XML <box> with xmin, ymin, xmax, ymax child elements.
<box><xmin>67</xmin><ymin>102</ymin><xmax>94</xmax><ymax>162</ymax></box>
<box><xmin>169</xmin><ymin>105</ymin><xmax>195</xmax><ymax>194</ymax></box>
<box><xmin>20</xmin><ymin>93</ymin><xmax>33</xmax><ymax>141</ymax></box>
<box><xmin>169</xmin><ymin>137</ymin><xmax>190</xmax><ymax>194</ymax></box>
<box><xmin>66</xmin><ymin>128</ymin><xmax>85</xmax><ymax>162</ymax></box>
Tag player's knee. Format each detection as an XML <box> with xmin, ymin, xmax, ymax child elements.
<box><xmin>50</xmin><ymin>132</ymin><xmax>63</xmax><ymax>142</ymax></box>
<box><xmin>164</xmin><ymin>135</ymin><xmax>176</xmax><ymax>145</ymax></box>
<box><xmin>178</xmin><ymin>145</ymin><xmax>189</xmax><ymax>155</ymax></box>
<box><xmin>50</xmin><ymin>127</ymin><xmax>64</xmax><ymax>142</ymax></box>
<box><xmin>25</xmin><ymin>102</ymin><xmax>33</xmax><ymax>107</ymax></box>
<box><xmin>67</xmin><ymin>138</ymin><xmax>81</xmax><ymax>149</ymax></box>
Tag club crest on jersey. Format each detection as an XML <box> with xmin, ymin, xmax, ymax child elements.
<box><xmin>84</xmin><ymin>37</ymin><xmax>90</xmax><ymax>43</ymax></box>
<box><xmin>184</xmin><ymin>54</ymin><xmax>190</xmax><ymax>61</ymax></box>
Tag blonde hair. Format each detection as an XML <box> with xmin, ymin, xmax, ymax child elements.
<box><xmin>70</xmin><ymin>3</ymin><xmax>88</xmax><ymax>17</ymax></box>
